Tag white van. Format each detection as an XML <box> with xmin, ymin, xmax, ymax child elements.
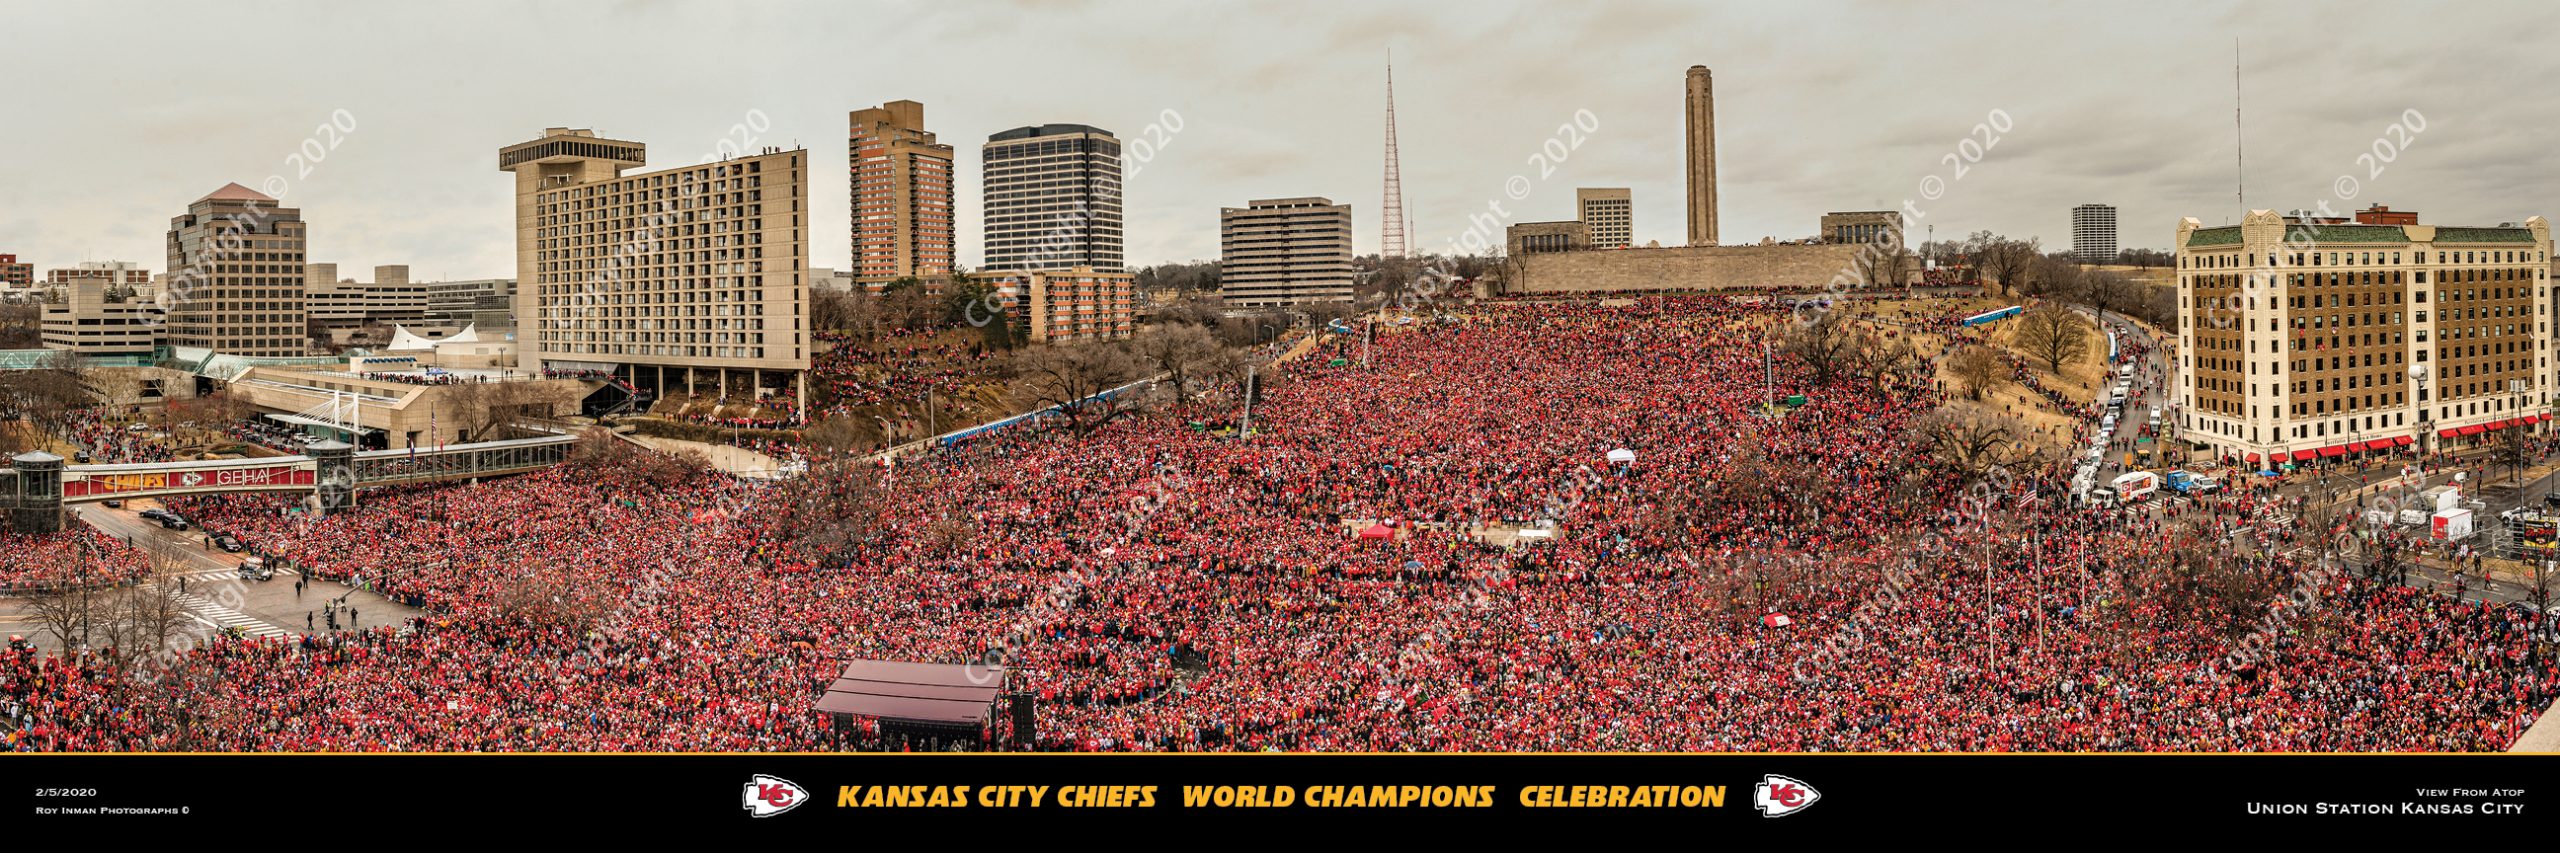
<box><xmin>2111</xmin><ymin>470</ymin><xmax>2161</xmax><ymax>501</ymax></box>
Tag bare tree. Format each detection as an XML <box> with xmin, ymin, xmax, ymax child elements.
<box><xmin>1011</xmin><ymin>342</ymin><xmax>1148</xmax><ymax>439</ymax></box>
<box><xmin>1948</xmin><ymin>345</ymin><xmax>2005</xmax><ymax>401</ymax></box>
<box><xmin>1132</xmin><ymin>322</ymin><xmax>1226</xmax><ymax>398</ymax></box>
<box><xmin>1909</xmin><ymin>408</ymin><xmax>2037</xmax><ymax>478</ymax></box>
<box><xmin>1780</xmin><ymin>310</ymin><xmax>1857</xmax><ymax>384</ymax></box>
<box><xmin>1974</xmin><ymin>236</ymin><xmax>2041</xmax><ymax>297</ymax></box>
<box><xmin>2079</xmin><ymin>269</ymin><xmax>2134</xmax><ymax>326</ymax></box>
<box><xmin>2013</xmin><ymin>302</ymin><xmax>2091</xmax><ymax>375</ymax></box>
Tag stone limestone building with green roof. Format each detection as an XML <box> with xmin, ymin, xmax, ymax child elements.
<box><xmin>2173</xmin><ymin>208</ymin><xmax>2552</xmax><ymax>469</ymax></box>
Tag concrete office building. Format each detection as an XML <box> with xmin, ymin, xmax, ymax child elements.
<box><xmin>306</xmin><ymin>264</ymin><xmax>426</xmax><ymax>329</ymax></box>
<box><xmin>1685</xmin><ymin>66</ymin><xmax>1719</xmax><ymax>246</ymax></box>
<box><xmin>849</xmin><ymin>101</ymin><xmax>957</xmax><ymax>290</ymax></box>
<box><xmin>982</xmin><ymin>124</ymin><xmax>1123</xmax><ymax>274</ymax></box>
<box><xmin>422</xmin><ymin>277</ymin><xmax>515</xmax><ymax>328</ymax></box>
<box><xmin>165</xmin><ymin>182</ymin><xmax>308</xmax><ymax>357</ymax></box>
<box><xmin>1219</xmin><ymin>197</ymin><xmax>1354</xmax><ymax>306</ymax></box>
<box><xmin>41</xmin><ymin>280</ymin><xmax>163</xmax><ymax>359</ymax></box>
<box><xmin>499</xmin><ymin>128</ymin><xmax>811</xmax><ymax>403</ymax></box>
<box><xmin>2174</xmin><ymin>210</ymin><xmax>2553</xmax><ymax>466</ymax></box>
<box><xmin>1821</xmin><ymin>211</ymin><xmax>1903</xmax><ymax>246</ymax></box>
<box><xmin>2073</xmin><ymin>203</ymin><xmax>2118</xmax><ymax>263</ymax></box>
<box><xmin>1577</xmin><ymin>188</ymin><xmax>1633</xmax><ymax>249</ymax></box>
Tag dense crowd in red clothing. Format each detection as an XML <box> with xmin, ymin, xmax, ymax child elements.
<box><xmin>4</xmin><ymin>295</ymin><xmax>2553</xmax><ymax>752</ymax></box>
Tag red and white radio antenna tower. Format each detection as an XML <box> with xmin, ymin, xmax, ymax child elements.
<box><xmin>1382</xmin><ymin>53</ymin><xmax>1408</xmax><ymax>259</ymax></box>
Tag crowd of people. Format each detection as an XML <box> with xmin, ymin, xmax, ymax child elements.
<box><xmin>0</xmin><ymin>528</ymin><xmax>149</xmax><ymax>593</ymax></box>
<box><xmin>3</xmin><ymin>295</ymin><xmax>2553</xmax><ymax>753</ymax></box>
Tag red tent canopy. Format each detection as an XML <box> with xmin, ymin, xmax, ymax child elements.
<box><xmin>1358</xmin><ymin>523</ymin><xmax>1395</xmax><ymax>540</ymax></box>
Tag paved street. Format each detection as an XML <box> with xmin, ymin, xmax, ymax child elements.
<box><xmin>0</xmin><ymin>498</ymin><xmax>425</xmax><ymax>656</ymax></box>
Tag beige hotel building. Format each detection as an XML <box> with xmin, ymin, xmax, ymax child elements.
<box><xmin>2175</xmin><ymin>207</ymin><xmax>2552</xmax><ymax>467</ymax></box>
<box><xmin>500</xmin><ymin>128</ymin><xmax>810</xmax><ymax>403</ymax></box>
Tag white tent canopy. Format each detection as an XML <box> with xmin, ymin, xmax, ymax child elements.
<box><xmin>1606</xmin><ymin>448</ymin><xmax>1636</xmax><ymax>465</ymax></box>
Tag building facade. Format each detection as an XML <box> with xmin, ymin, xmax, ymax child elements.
<box><xmin>982</xmin><ymin>124</ymin><xmax>1123</xmax><ymax>274</ymax></box>
<box><xmin>1506</xmin><ymin>221</ymin><xmax>1589</xmax><ymax>256</ymax></box>
<box><xmin>849</xmin><ymin>101</ymin><xmax>957</xmax><ymax>290</ymax></box>
<box><xmin>0</xmin><ymin>254</ymin><xmax>30</xmax><ymax>288</ymax></box>
<box><xmin>499</xmin><ymin>128</ymin><xmax>811</xmax><ymax>403</ymax></box>
<box><xmin>2073</xmin><ymin>203</ymin><xmax>2118</xmax><ymax>263</ymax></box>
<box><xmin>1820</xmin><ymin>211</ymin><xmax>1903</xmax><ymax>247</ymax></box>
<box><xmin>164</xmin><ymin>182</ymin><xmax>308</xmax><ymax>357</ymax></box>
<box><xmin>45</xmin><ymin>260</ymin><xmax>150</xmax><ymax>287</ymax></box>
<box><xmin>1014</xmin><ymin>266</ymin><xmax>1136</xmax><ymax>344</ymax></box>
<box><xmin>41</xmin><ymin>280</ymin><xmax>163</xmax><ymax>358</ymax></box>
<box><xmin>1219</xmin><ymin>197</ymin><xmax>1354</xmax><ymax>306</ymax></box>
<box><xmin>1577</xmin><ymin>188</ymin><xmax>1633</xmax><ymax>249</ymax></box>
<box><xmin>2174</xmin><ymin>209</ymin><xmax>2553</xmax><ymax>467</ymax></box>
<box><xmin>306</xmin><ymin>264</ymin><xmax>426</xmax><ymax>328</ymax></box>
<box><xmin>422</xmin><ymin>277</ymin><xmax>515</xmax><ymax>328</ymax></box>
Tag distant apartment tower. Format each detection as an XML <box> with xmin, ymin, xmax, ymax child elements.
<box><xmin>45</xmin><ymin>260</ymin><xmax>150</xmax><ymax>287</ymax></box>
<box><xmin>982</xmin><ymin>124</ymin><xmax>1123</xmax><ymax>274</ymax></box>
<box><xmin>1014</xmin><ymin>266</ymin><xmax>1137</xmax><ymax>344</ymax></box>
<box><xmin>849</xmin><ymin>101</ymin><xmax>956</xmax><ymax>289</ymax></box>
<box><xmin>1821</xmin><ymin>211</ymin><xmax>1904</xmax><ymax>246</ymax></box>
<box><xmin>1577</xmin><ymin>188</ymin><xmax>1633</xmax><ymax>249</ymax></box>
<box><xmin>499</xmin><ymin>128</ymin><xmax>810</xmax><ymax>402</ymax></box>
<box><xmin>165</xmin><ymin>182</ymin><xmax>307</xmax><ymax>357</ymax></box>
<box><xmin>0</xmin><ymin>254</ymin><xmax>31</xmax><ymax>287</ymax></box>
<box><xmin>1220</xmin><ymin>197</ymin><xmax>1354</xmax><ymax>306</ymax></box>
<box><xmin>2072</xmin><ymin>203</ymin><xmax>2118</xmax><ymax>262</ymax></box>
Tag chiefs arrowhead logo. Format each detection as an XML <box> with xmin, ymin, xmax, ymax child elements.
<box><xmin>742</xmin><ymin>774</ymin><xmax>808</xmax><ymax>818</ymax></box>
<box><xmin>1753</xmin><ymin>774</ymin><xmax>1821</xmax><ymax>818</ymax></box>
<box><xmin>181</xmin><ymin>472</ymin><xmax>204</xmax><ymax>487</ymax></box>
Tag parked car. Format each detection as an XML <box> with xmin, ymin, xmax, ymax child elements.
<box><xmin>237</xmin><ymin>556</ymin><xmax>273</xmax><ymax>581</ymax></box>
<box><xmin>213</xmin><ymin>535</ymin><xmax>244</xmax><ymax>553</ymax></box>
<box><xmin>100</xmin><ymin>498</ymin><xmax>123</xmax><ymax>508</ymax></box>
<box><xmin>72</xmin><ymin>450</ymin><xmax>92</xmax><ymax>464</ymax></box>
<box><xmin>138</xmin><ymin>508</ymin><xmax>171</xmax><ymax>522</ymax></box>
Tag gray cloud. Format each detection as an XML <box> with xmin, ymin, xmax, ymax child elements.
<box><xmin>5</xmin><ymin>0</ymin><xmax>2560</xmax><ymax>278</ymax></box>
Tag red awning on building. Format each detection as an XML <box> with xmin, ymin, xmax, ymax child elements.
<box><xmin>2244</xmin><ymin>452</ymin><xmax>2262</xmax><ymax>463</ymax></box>
<box><xmin>2439</xmin><ymin>428</ymin><xmax>2462</xmax><ymax>438</ymax></box>
<box><xmin>2393</xmin><ymin>435</ymin><xmax>2415</xmax><ymax>447</ymax></box>
<box><xmin>2459</xmin><ymin>424</ymin><xmax>2486</xmax><ymax>436</ymax></box>
<box><xmin>2292</xmin><ymin>450</ymin><xmax>2321</xmax><ymax>462</ymax></box>
<box><xmin>2345</xmin><ymin>442</ymin><xmax>2368</xmax><ymax>452</ymax></box>
<box><xmin>2316</xmin><ymin>445</ymin><xmax>2347</xmax><ymax>458</ymax></box>
<box><xmin>2541</xmin><ymin>413</ymin><xmax>2554</xmax><ymax>423</ymax></box>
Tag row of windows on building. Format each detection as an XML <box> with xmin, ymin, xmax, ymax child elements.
<box><xmin>2185</xmin><ymin>248</ymin><xmax>2545</xmax><ymax>269</ymax></box>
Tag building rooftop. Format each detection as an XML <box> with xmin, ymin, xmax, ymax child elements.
<box><xmin>986</xmin><ymin>124</ymin><xmax>1114</xmax><ymax>142</ymax></box>
<box><xmin>196</xmin><ymin>182</ymin><xmax>276</xmax><ymax>204</ymax></box>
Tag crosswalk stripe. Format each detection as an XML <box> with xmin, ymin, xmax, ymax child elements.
<box><xmin>166</xmin><ymin>588</ymin><xmax>297</xmax><ymax>638</ymax></box>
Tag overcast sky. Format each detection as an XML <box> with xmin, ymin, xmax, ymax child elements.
<box><xmin>6</xmin><ymin>0</ymin><xmax>2559</xmax><ymax>279</ymax></box>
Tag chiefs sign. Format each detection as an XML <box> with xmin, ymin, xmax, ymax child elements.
<box><xmin>62</xmin><ymin>465</ymin><xmax>316</xmax><ymax>499</ymax></box>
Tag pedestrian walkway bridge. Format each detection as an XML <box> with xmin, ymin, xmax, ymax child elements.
<box><xmin>1</xmin><ymin>433</ymin><xmax>579</xmax><ymax>532</ymax></box>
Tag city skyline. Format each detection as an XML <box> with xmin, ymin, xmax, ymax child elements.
<box><xmin>7</xmin><ymin>0</ymin><xmax>2560</xmax><ymax>277</ymax></box>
